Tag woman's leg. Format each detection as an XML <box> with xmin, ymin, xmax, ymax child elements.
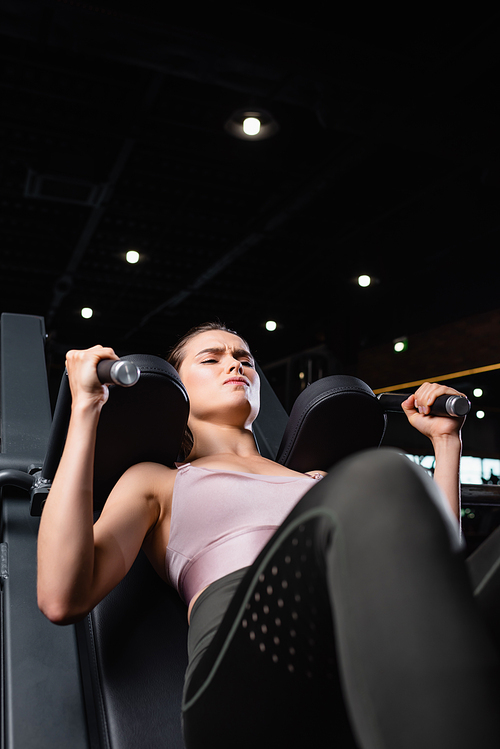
<box><xmin>313</xmin><ymin>448</ymin><xmax>500</xmax><ymax>749</ymax></box>
<box><xmin>183</xmin><ymin>449</ymin><xmax>500</xmax><ymax>749</ymax></box>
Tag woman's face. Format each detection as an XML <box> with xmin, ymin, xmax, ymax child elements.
<box><xmin>178</xmin><ymin>329</ymin><xmax>260</xmax><ymax>429</ymax></box>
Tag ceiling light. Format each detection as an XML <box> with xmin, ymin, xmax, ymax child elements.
<box><xmin>393</xmin><ymin>337</ymin><xmax>408</xmax><ymax>353</ymax></box>
<box><xmin>81</xmin><ymin>307</ymin><xmax>93</xmax><ymax>319</ymax></box>
<box><xmin>242</xmin><ymin>117</ymin><xmax>261</xmax><ymax>136</ymax></box>
<box><xmin>476</xmin><ymin>410</ymin><xmax>485</xmax><ymax>419</ymax></box>
<box><xmin>265</xmin><ymin>320</ymin><xmax>277</xmax><ymax>332</ymax></box>
<box><xmin>473</xmin><ymin>388</ymin><xmax>483</xmax><ymax>398</ymax></box>
<box><xmin>126</xmin><ymin>250</ymin><xmax>140</xmax><ymax>264</ymax></box>
<box><xmin>224</xmin><ymin>109</ymin><xmax>279</xmax><ymax>141</ymax></box>
<box><xmin>358</xmin><ymin>275</ymin><xmax>371</xmax><ymax>287</ymax></box>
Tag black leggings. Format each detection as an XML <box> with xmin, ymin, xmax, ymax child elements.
<box><xmin>182</xmin><ymin>449</ymin><xmax>500</xmax><ymax>749</ymax></box>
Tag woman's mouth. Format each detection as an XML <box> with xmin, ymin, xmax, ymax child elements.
<box><xmin>224</xmin><ymin>377</ymin><xmax>249</xmax><ymax>386</ymax></box>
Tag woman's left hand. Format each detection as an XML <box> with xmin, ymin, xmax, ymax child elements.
<box><xmin>401</xmin><ymin>382</ymin><xmax>466</xmax><ymax>444</ymax></box>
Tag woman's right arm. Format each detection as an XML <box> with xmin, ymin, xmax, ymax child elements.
<box><xmin>37</xmin><ymin>346</ymin><xmax>161</xmax><ymax>625</ymax></box>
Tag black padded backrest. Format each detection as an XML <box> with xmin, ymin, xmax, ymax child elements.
<box><xmin>276</xmin><ymin>375</ymin><xmax>387</xmax><ymax>473</ymax></box>
<box><xmin>66</xmin><ymin>355</ymin><xmax>190</xmax><ymax>748</ymax></box>
<box><xmin>93</xmin><ymin>354</ymin><xmax>189</xmax><ymax>511</ymax></box>
<box><xmin>252</xmin><ymin>362</ymin><xmax>289</xmax><ymax>460</ymax></box>
<box><xmin>76</xmin><ymin>551</ymin><xmax>188</xmax><ymax>749</ymax></box>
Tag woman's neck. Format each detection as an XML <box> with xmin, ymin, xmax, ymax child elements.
<box><xmin>186</xmin><ymin>421</ymin><xmax>260</xmax><ymax>462</ymax></box>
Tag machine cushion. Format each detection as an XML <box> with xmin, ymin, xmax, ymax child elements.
<box><xmin>76</xmin><ymin>550</ymin><xmax>188</xmax><ymax>749</ymax></box>
<box><xmin>93</xmin><ymin>354</ymin><xmax>189</xmax><ymax>511</ymax></box>
<box><xmin>276</xmin><ymin>375</ymin><xmax>386</xmax><ymax>473</ymax></box>
<box><xmin>75</xmin><ymin>355</ymin><xmax>190</xmax><ymax>748</ymax></box>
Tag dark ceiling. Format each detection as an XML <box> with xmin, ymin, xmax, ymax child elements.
<box><xmin>2</xmin><ymin>2</ymin><xmax>500</xmax><ymax>391</ymax></box>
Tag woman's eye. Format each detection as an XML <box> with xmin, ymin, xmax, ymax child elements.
<box><xmin>201</xmin><ymin>359</ymin><xmax>218</xmax><ymax>364</ymax></box>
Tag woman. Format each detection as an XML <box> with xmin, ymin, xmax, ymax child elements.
<box><xmin>37</xmin><ymin>323</ymin><xmax>500</xmax><ymax>748</ymax></box>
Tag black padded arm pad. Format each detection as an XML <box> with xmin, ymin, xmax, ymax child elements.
<box><xmin>93</xmin><ymin>354</ymin><xmax>189</xmax><ymax>511</ymax></box>
<box><xmin>40</xmin><ymin>354</ymin><xmax>189</xmax><ymax>513</ymax></box>
<box><xmin>276</xmin><ymin>375</ymin><xmax>386</xmax><ymax>474</ymax></box>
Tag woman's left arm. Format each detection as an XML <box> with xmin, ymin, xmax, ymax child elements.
<box><xmin>402</xmin><ymin>383</ymin><xmax>465</xmax><ymax>521</ymax></box>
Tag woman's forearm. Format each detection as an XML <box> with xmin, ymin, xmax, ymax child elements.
<box><xmin>402</xmin><ymin>383</ymin><xmax>464</xmax><ymax>525</ymax></box>
<box><xmin>432</xmin><ymin>434</ymin><xmax>462</xmax><ymax>522</ymax></box>
<box><xmin>37</xmin><ymin>400</ymin><xmax>102</xmax><ymax>623</ymax></box>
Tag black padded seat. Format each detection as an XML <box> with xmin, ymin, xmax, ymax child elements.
<box><xmin>276</xmin><ymin>375</ymin><xmax>387</xmax><ymax>473</ymax></box>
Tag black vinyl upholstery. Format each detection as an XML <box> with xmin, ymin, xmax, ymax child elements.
<box><xmin>68</xmin><ymin>355</ymin><xmax>189</xmax><ymax>748</ymax></box>
<box><xmin>40</xmin><ymin>354</ymin><xmax>189</xmax><ymax>513</ymax></box>
<box><xmin>92</xmin><ymin>354</ymin><xmax>189</xmax><ymax>511</ymax></box>
<box><xmin>276</xmin><ymin>375</ymin><xmax>387</xmax><ymax>473</ymax></box>
<box><xmin>76</xmin><ymin>551</ymin><xmax>188</xmax><ymax>749</ymax></box>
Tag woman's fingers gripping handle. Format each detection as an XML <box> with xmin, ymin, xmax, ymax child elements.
<box><xmin>65</xmin><ymin>345</ymin><xmax>120</xmax><ymax>407</ymax></box>
<box><xmin>378</xmin><ymin>392</ymin><xmax>471</xmax><ymax>417</ymax></box>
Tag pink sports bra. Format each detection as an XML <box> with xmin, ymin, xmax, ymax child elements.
<box><xmin>165</xmin><ymin>464</ymin><xmax>322</xmax><ymax>606</ymax></box>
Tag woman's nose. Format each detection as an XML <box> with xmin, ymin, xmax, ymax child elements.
<box><xmin>229</xmin><ymin>359</ymin><xmax>243</xmax><ymax>373</ymax></box>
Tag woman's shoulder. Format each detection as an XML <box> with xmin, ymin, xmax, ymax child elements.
<box><xmin>116</xmin><ymin>461</ymin><xmax>178</xmax><ymax>501</ymax></box>
<box><xmin>121</xmin><ymin>460</ymin><xmax>176</xmax><ymax>479</ymax></box>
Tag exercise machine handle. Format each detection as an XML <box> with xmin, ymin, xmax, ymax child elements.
<box><xmin>377</xmin><ymin>392</ymin><xmax>471</xmax><ymax>418</ymax></box>
<box><xmin>97</xmin><ymin>359</ymin><xmax>140</xmax><ymax>387</ymax></box>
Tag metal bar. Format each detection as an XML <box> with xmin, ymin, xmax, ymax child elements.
<box><xmin>373</xmin><ymin>362</ymin><xmax>500</xmax><ymax>394</ymax></box>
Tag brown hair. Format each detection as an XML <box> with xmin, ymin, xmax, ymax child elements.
<box><xmin>166</xmin><ymin>322</ymin><xmax>250</xmax><ymax>459</ymax></box>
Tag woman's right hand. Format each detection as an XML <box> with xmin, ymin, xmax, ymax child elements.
<box><xmin>65</xmin><ymin>345</ymin><xmax>119</xmax><ymax>409</ymax></box>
